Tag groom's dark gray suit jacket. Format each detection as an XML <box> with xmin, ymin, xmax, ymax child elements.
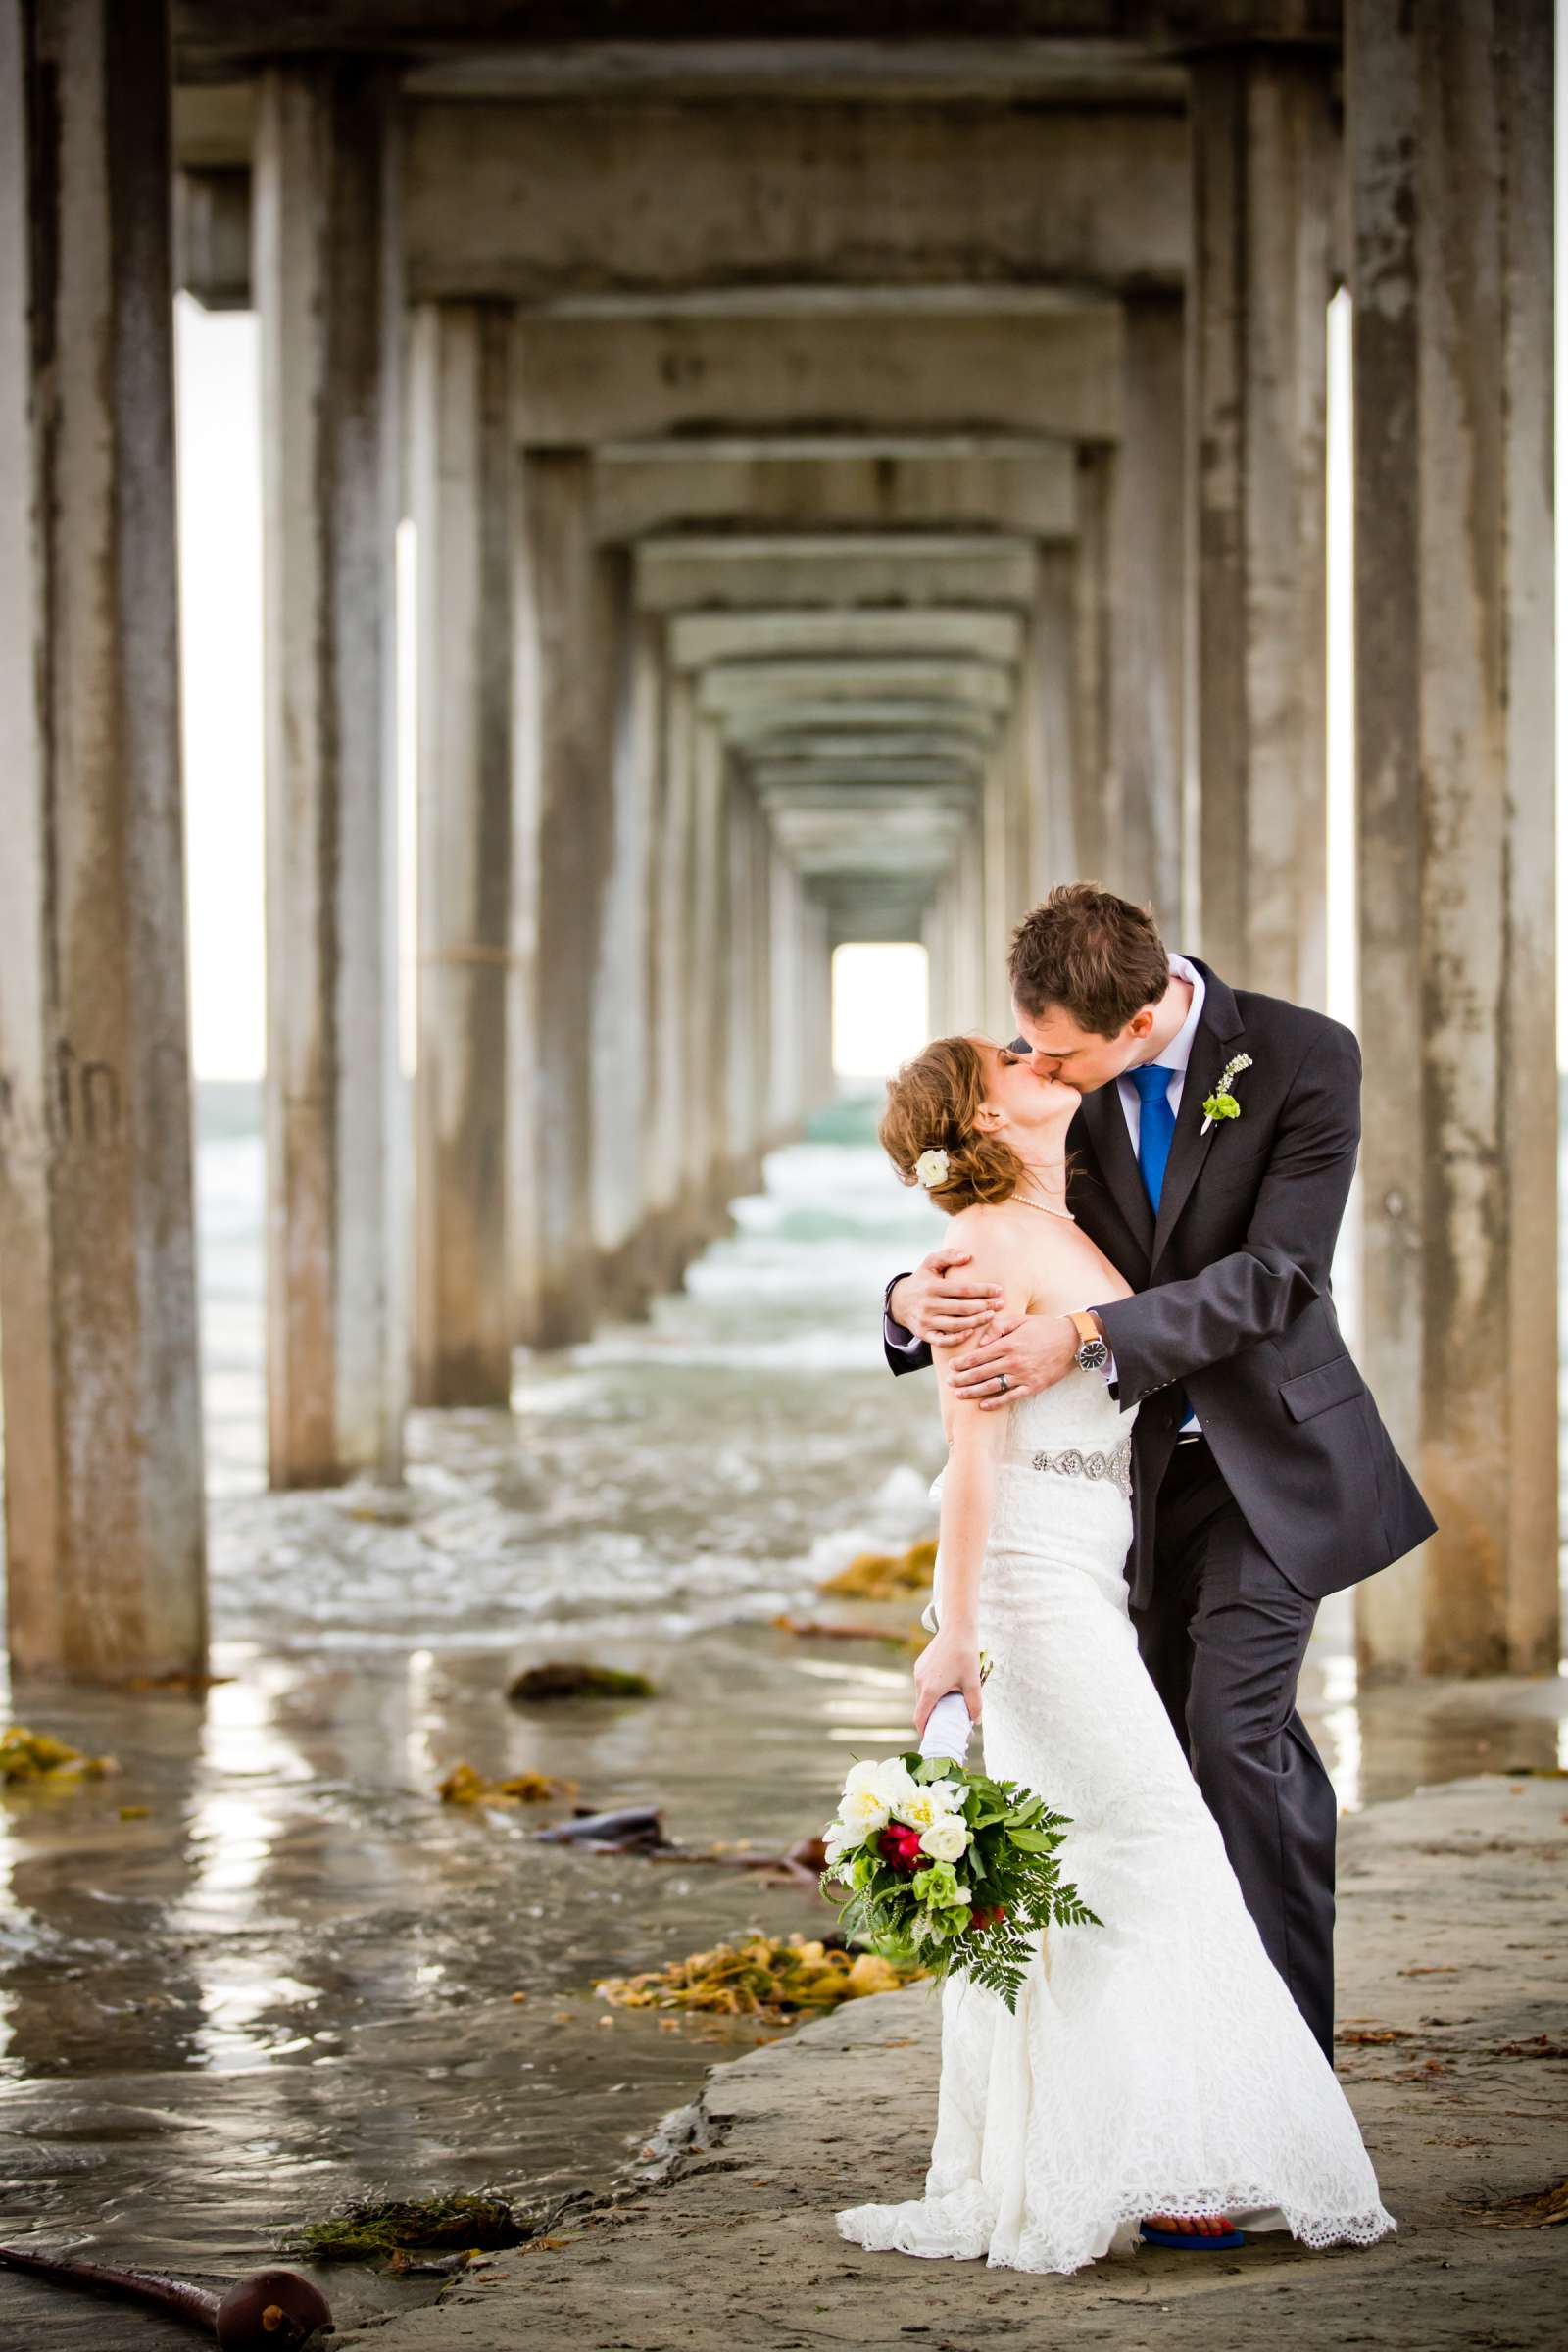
<box><xmin>886</xmin><ymin>957</ymin><xmax>1437</xmax><ymax>1614</ymax></box>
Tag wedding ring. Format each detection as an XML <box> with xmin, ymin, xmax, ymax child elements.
<box><xmin>997</xmin><ymin>1374</ymin><xmax>1009</xmax><ymax>1393</ymax></box>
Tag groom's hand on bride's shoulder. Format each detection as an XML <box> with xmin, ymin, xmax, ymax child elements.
<box><xmin>890</xmin><ymin>1249</ymin><xmax>1004</xmax><ymax>1346</ymax></box>
<box><xmin>948</xmin><ymin>1313</ymin><xmax>1078</xmax><ymax>1410</ymax></box>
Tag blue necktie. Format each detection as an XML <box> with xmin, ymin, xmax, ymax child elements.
<box><xmin>1129</xmin><ymin>1064</ymin><xmax>1189</xmax><ymax>1428</ymax></box>
<box><xmin>1129</xmin><ymin>1063</ymin><xmax>1176</xmax><ymax>1212</ymax></box>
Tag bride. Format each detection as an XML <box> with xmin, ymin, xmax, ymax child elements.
<box><xmin>836</xmin><ymin>1034</ymin><xmax>1395</xmax><ymax>2276</ymax></box>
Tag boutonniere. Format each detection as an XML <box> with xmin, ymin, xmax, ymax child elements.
<box><xmin>1200</xmin><ymin>1053</ymin><xmax>1253</xmax><ymax>1136</ymax></box>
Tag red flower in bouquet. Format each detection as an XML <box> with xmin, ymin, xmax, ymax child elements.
<box><xmin>878</xmin><ymin>1823</ymin><xmax>927</xmax><ymax>1875</ymax></box>
<box><xmin>968</xmin><ymin>1902</ymin><xmax>1009</xmax><ymax>1935</ymax></box>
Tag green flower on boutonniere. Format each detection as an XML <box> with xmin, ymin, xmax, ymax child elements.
<box><xmin>1200</xmin><ymin>1053</ymin><xmax>1253</xmax><ymax>1136</ymax></box>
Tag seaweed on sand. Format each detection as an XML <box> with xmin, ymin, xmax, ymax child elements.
<box><xmin>818</xmin><ymin>1538</ymin><xmax>937</xmax><ymax>1601</ymax></box>
<box><xmin>595</xmin><ymin>1932</ymin><xmax>924</xmax><ymax>2022</ymax></box>
<box><xmin>286</xmin><ymin>2190</ymin><xmax>529</xmax><ymax>2265</ymax></box>
<box><xmin>437</xmin><ymin>1763</ymin><xmax>577</xmax><ymax>1804</ymax></box>
<box><xmin>507</xmin><ymin>1662</ymin><xmax>656</xmax><ymax>1703</ymax></box>
<box><xmin>0</xmin><ymin>1725</ymin><xmax>119</xmax><ymax>1787</ymax></box>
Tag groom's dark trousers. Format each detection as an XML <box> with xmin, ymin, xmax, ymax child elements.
<box><xmin>885</xmin><ymin>957</ymin><xmax>1436</xmax><ymax>2065</ymax></box>
<box><xmin>1136</xmin><ymin>1433</ymin><xmax>1337</xmax><ymax>2057</ymax></box>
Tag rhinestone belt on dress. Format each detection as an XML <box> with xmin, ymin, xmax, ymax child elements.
<box><xmin>1030</xmin><ymin>1437</ymin><xmax>1133</xmax><ymax>1499</ymax></box>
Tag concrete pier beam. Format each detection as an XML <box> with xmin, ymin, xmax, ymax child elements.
<box><xmin>516</xmin><ymin>446</ymin><xmax>625</xmax><ymax>1347</ymax></box>
<box><xmin>1349</xmin><ymin>0</ymin><xmax>1557</xmax><ymax>1678</ymax></box>
<box><xmin>410</xmin><ymin>302</ymin><xmax>516</xmax><ymax>1407</ymax></box>
<box><xmin>256</xmin><ymin>61</ymin><xmax>406</xmax><ymax>1484</ymax></box>
<box><xmin>0</xmin><ymin>0</ymin><xmax>207</xmax><ymax>1681</ymax></box>
<box><xmin>1188</xmin><ymin>47</ymin><xmax>1336</xmax><ymax>1005</ymax></box>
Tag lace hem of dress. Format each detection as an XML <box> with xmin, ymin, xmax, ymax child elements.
<box><xmin>836</xmin><ymin>2185</ymin><xmax>1396</xmax><ymax>2277</ymax></box>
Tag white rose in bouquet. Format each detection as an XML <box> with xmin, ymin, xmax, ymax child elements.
<box><xmin>917</xmin><ymin>1812</ymin><xmax>971</xmax><ymax>1865</ymax></box>
<box><xmin>837</xmin><ymin>1758</ymin><xmax>896</xmax><ymax>1838</ymax></box>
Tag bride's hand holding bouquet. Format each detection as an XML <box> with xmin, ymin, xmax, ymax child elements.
<box><xmin>818</xmin><ymin>1664</ymin><xmax>1101</xmax><ymax>2014</ymax></box>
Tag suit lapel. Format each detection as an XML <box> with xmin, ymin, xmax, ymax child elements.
<box><xmin>1073</xmin><ymin>1078</ymin><xmax>1154</xmax><ymax>1264</ymax></box>
<box><xmin>1151</xmin><ymin>957</ymin><xmax>1246</xmax><ymax>1267</ymax></box>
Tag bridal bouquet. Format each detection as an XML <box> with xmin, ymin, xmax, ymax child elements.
<box><xmin>818</xmin><ymin>1732</ymin><xmax>1100</xmax><ymax>2013</ymax></box>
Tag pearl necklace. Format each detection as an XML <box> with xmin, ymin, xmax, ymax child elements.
<box><xmin>1013</xmin><ymin>1190</ymin><xmax>1076</xmax><ymax>1224</ymax></box>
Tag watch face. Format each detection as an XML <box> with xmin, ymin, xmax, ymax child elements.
<box><xmin>1077</xmin><ymin>1338</ymin><xmax>1110</xmax><ymax>1372</ymax></box>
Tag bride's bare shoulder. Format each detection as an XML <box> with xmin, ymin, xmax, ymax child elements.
<box><xmin>942</xmin><ymin>1199</ymin><xmax>1048</xmax><ymax>1272</ymax></box>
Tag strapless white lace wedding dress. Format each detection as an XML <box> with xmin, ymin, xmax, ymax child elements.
<box><xmin>836</xmin><ymin>1367</ymin><xmax>1394</xmax><ymax>2276</ymax></box>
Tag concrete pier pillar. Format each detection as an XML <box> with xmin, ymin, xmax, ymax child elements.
<box><xmin>594</xmin><ymin>611</ymin><xmax>661</xmax><ymax>1318</ymax></box>
<box><xmin>409</xmin><ymin>302</ymin><xmax>516</xmax><ymax>1407</ymax></box>
<box><xmin>516</xmin><ymin>446</ymin><xmax>624</xmax><ymax>1346</ymax></box>
<box><xmin>689</xmin><ymin>714</ymin><xmax>734</xmax><ymax>1220</ymax></box>
<box><xmin>801</xmin><ymin>896</ymin><xmax>835</xmax><ymax>1116</ymax></box>
<box><xmin>256</xmin><ymin>62</ymin><xmax>406</xmax><ymax>1483</ymax></box>
<box><xmin>1072</xmin><ymin>448</ymin><xmax>1112</xmax><ymax>887</ymax></box>
<box><xmin>1349</xmin><ymin>0</ymin><xmax>1556</xmax><ymax>1677</ymax></box>
<box><xmin>1025</xmin><ymin>546</ymin><xmax>1079</xmax><ymax>899</ymax></box>
<box><xmin>941</xmin><ymin>827</ymin><xmax>989</xmax><ymax>1036</ymax></box>
<box><xmin>643</xmin><ymin>662</ymin><xmax>697</xmax><ymax>1286</ymax></box>
<box><xmin>1108</xmin><ymin>293</ymin><xmax>1186</xmax><ymax>926</ymax></box>
<box><xmin>768</xmin><ymin>853</ymin><xmax>807</xmax><ymax>1141</ymax></box>
<box><xmin>1188</xmin><ymin>47</ymin><xmax>1335</xmax><ymax>1004</ymax></box>
<box><xmin>0</xmin><ymin>0</ymin><xmax>207</xmax><ymax>1679</ymax></box>
<box><xmin>724</xmin><ymin>773</ymin><xmax>767</xmax><ymax>1197</ymax></box>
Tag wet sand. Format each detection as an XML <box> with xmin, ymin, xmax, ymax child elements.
<box><xmin>341</xmin><ymin>1772</ymin><xmax>1568</xmax><ymax>2352</ymax></box>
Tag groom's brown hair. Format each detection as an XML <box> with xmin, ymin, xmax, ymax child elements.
<box><xmin>1008</xmin><ymin>884</ymin><xmax>1170</xmax><ymax>1036</ymax></box>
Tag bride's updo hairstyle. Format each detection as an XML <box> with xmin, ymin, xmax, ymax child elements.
<box><xmin>879</xmin><ymin>1037</ymin><xmax>1028</xmax><ymax>1216</ymax></box>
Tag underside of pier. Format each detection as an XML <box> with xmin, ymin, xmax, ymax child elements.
<box><xmin>0</xmin><ymin>1</ymin><xmax>1555</xmax><ymax>1682</ymax></box>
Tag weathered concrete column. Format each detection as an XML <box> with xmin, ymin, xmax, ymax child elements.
<box><xmin>746</xmin><ymin>785</ymin><xmax>775</xmax><ymax>1165</ymax></box>
<box><xmin>1107</xmin><ymin>293</ymin><xmax>1187</xmax><ymax>926</ymax></box>
<box><xmin>724</xmin><ymin>773</ymin><xmax>768</xmax><ymax>1197</ymax></box>
<box><xmin>983</xmin><ymin>705</ymin><xmax>1032</xmax><ymax>1036</ymax></box>
<box><xmin>0</xmin><ymin>0</ymin><xmax>207</xmax><ymax>1680</ymax></box>
<box><xmin>948</xmin><ymin>828</ymin><xmax>990</xmax><ymax>1035</ymax></box>
<box><xmin>642</xmin><ymin>662</ymin><xmax>697</xmax><ymax>1286</ymax></box>
<box><xmin>688</xmin><ymin>714</ymin><xmax>734</xmax><ymax>1220</ymax></box>
<box><xmin>409</xmin><ymin>302</ymin><xmax>515</xmax><ymax>1407</ymax></box>
<box><xmin>767</xmin><ymin>850</ymin><xmax>807</xmax><ymax>1144</ymax></box>
<box><xmin>515</xmin><ymin>446</ymin><xmax>624</xmax><ymax>1346</ymax></box>
<box><xmin>256</xmin><ymin>62</ymin><xmax>405</xmax><ymax>1484</ymax></box>
<box><xmin>800</xmin><ymin>895</ymin><xmax>836</xmax><ymax>1116</ymax></box>
<box><xmin>1188</xmin><ymin>47</ymin><xmax>1336</xmax><ymax>1004</ymax></box>
<box><xmin>1349</xmin><ymin>0</ymin><xmax>1556</xmax><ymax>1677</ymax></box>
<box><xmin>922</xmin><ymin>886</ymin><xmax>954</xmax><ymax>1041</ymax></box>
<box><xmin>1025</xmin><ymin>545</ymin><xmax>1079</xmax><ymax>900</ymax></box>
<box><xmin>1072</xmin><ymin>448</ymin><xmax>1113</xmax><ymax>888</ymax></box>
<box><xmin>594</xmin><ymin>610</ymin><xmax>661</xmax><ymax>1318</ymax></box>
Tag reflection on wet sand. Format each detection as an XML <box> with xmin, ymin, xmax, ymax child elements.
<box><xmin>1</xmin><ymin>1116</ymin><xmax>1563</xmax><ymax>2346</ymax></box>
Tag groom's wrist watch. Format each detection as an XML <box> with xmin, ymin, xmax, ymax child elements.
<box><xmin>1068</xmin><ymin>1310</ymin><xmax>1110</xmax><ymax>1373</ymax></box>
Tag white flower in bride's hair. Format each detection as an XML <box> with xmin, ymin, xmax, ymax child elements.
<box><xmin>914</xmin><ymin>1148</ymin><xmax>951</xmax><ymax>1191</ymax></box>
<box><xmin>917</xmin><ymin>1813</ymin><xmax>971</xmax><ymax>1865</ymax></box>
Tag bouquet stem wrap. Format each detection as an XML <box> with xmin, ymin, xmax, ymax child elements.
<box><xmin>917</xmin><ymin>1690</ymin><xmax>975</xmax><ymax>1765</ymax></box>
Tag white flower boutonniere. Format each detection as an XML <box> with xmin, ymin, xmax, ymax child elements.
<box><xmin>1200</xmin><ymin>1053</ymin><xmax>1253</xmax><ymax>1137</ymax></box>
<box><xmin>913</xmin><ymin>1147</ymin><xmax>951</xmax><ymax>1190</ymax></box>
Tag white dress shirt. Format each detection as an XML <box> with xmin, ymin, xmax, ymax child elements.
<box><xmin>885</xmin><ymin>954</ymin><xmax>1204</xmax><ymax>1434</ymax></box>
<box><xmin>1098</xmin><ymin>954</ymin><xmax>1203</xmax><ymax>1433</ymax></box>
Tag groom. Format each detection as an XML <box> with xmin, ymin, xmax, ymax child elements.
<box><xmin>884</xmin><ymin>885</ymin><xmax>1436</xmax><ymax>2061</ymax></box>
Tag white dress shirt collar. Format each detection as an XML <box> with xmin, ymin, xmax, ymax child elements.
<box><xmin>1142</xmin><ymin>952</ymin><xmax>1205</xmax><ymax>1075</ymax></box>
